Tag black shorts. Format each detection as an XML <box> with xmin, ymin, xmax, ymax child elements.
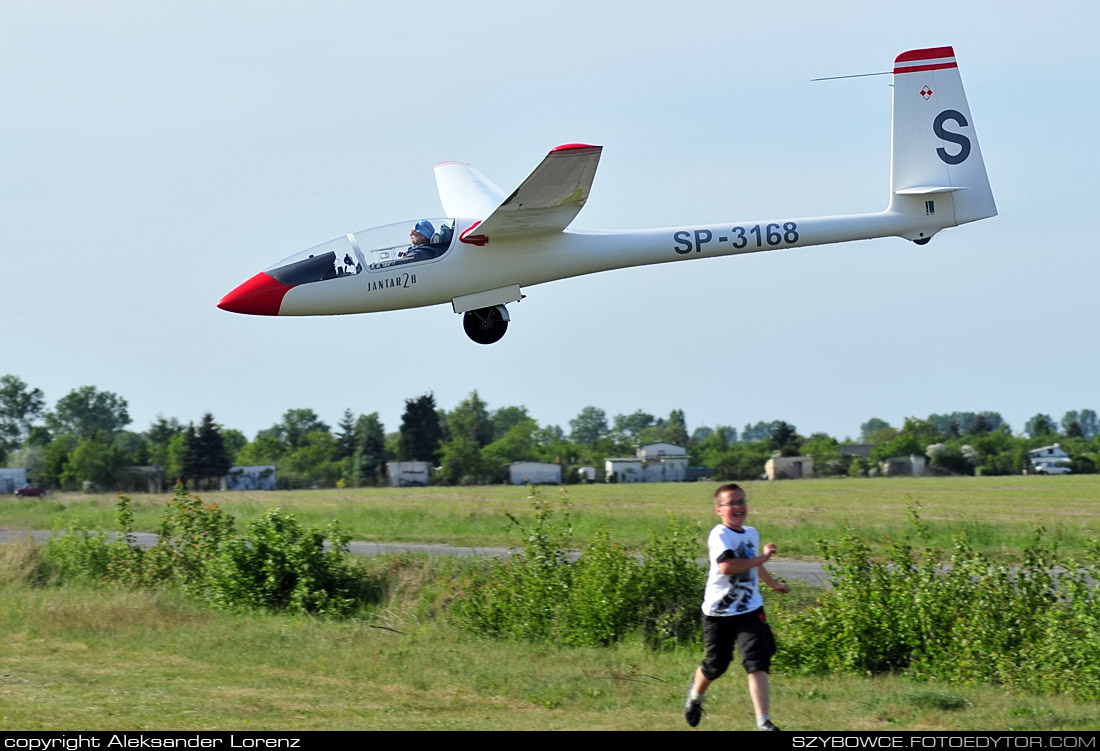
<box><xmin>700</xmin><ymin>607</ymin><xmax>775</xmax><ymax>679</ymax></box>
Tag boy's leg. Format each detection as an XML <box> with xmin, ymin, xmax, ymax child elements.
<box><xmin>747</xmin><ymin>670</ymin><xmax>769</xmax><ymax>716</ymax></box>
<box><xmin>686</xmin><ymin>617</ymin><xmax>734</xmax><ymax>727</ymax></box>
<box><xmin>692</xmin><ymin>666</ymin><xmax>713</xmax><ymax>695</ymax></box>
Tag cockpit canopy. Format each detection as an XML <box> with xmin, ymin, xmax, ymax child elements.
<box><xmin>264</xmin><ymin>218</ymin><xmax>454</xmax><ymax>287</ymax></box>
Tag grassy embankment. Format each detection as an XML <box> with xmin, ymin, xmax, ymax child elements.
<box><xmin>1</xmin><ymin>541</ymin><xmax>1098</xmax><ymax>732</ymax></box>
<box><xmin>3</xmin><ymin>475</ymin><xmax>1098</xmax><ymax>561</ymax></box>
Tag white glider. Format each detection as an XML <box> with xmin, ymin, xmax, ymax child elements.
<box><xmin>218</xmin><ymin>46</ymin><xmax>996</xmax><ymax>344</ymax></box>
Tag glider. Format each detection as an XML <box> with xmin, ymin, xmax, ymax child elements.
<box><xmin>218</xmin><ymin>46</ymin><xmax>996</xmax><ymax>344</ymax></box>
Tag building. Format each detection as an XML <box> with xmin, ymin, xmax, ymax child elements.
<box><xmin>222</xmin><ymin>465</ymin><xmax>277</xmax><ymax>491</ymax></box>
<box><xmin>605</xmin><ymin>443</ymin><xmax>689</xmax><ymax>483</ymax></box>
<box><xmin>507</xmin><ymin>461</ymin><xmax>561</xmax><ymax>485</ymax></box>
<box><xmin>0</xmin><ymin>468</ymin><xmax>28</xmax><ymax>494</ymax></box>
<box><xmin>386</xmin><ymin>461</ymin><xmax>430</xmax><ymax>487</ymax></box>
<box><xmin>1027</xmin><ymin>443</ymin><xmax>1071</xmax><ymax>473</ymax></box>
<box><xmin>880</xmin><ymin>454</ymin><xmax>928</xmax><ymax>477</ymax></box>
<box><xmin>764</xmin><ymin>455</ymin><xmax>814</xmax><ymax>480</ymax></box>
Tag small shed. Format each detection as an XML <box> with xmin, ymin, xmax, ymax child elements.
<box><xmin>386</xmin><ymin>461</ymin><xmax>430</xmax><ymax>487</ymax></box>
<box><xmin>765</xmin><ymin>456</ymin><xmax>814</xmax><ymax>480</ymax></box>
<box><xmin>881</xmin><ymin>454</ymin><xmax>927</xmax><ymax>477</ymax></box>
<box><xmin>507</xmin><ymin>462</ymin><xmax>561</xmax><ymax>485</ymax></box>
<box><xmin>577</xmin><ymin>466</ymin><xmax>596</xmax><ymax>482</ymax></box>
<box><xmin>605</xmin><ymin>458</ymin><xmax>644</xmax><ymax>483</ymax></box>
<box><xmin>0</xmin><ymin>468</ymin><xmax>28</xmax><ymax>494</ymax></box>
<box><xmin>223</xmin><ymin>465</ymin><xmax>277</xmax><ymax>491</ymax></box>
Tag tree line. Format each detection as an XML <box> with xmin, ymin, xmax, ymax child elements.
<box><xmin>2</xmin><ymin>374</ymin><xmax>1098</xmax><ymax>491</ymax></box>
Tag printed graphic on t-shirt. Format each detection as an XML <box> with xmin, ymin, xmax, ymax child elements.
<box><xmin>714</xmin><ymin>538</ymin><xmax>756</xmax><ymax>614</ymax></box>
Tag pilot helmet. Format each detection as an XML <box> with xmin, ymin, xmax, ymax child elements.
<box><xmin>413</xmin><ymin>220</ymin><xmax>435</xmax><ymax>240</ymax></box>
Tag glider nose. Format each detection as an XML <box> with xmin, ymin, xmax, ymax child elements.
<box><xmin>217</xmin><ymin>272</ymin><xmax>292</xmax><ymax>316</ymax></box>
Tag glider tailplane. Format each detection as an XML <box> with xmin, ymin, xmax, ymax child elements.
<box><xmin>890</xmin><ymin>46</ymin><xmax>996</xmax><ymax>228</ymax></box>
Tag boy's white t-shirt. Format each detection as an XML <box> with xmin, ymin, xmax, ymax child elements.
<box><xmin>701</xmin><ymin>523</ymin><xmax>763</xmax><ymax>616</ymax></box>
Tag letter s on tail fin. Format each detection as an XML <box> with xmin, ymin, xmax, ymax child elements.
<box><xmin>890</xmin><ymin>47</ymin><xmax>997</xmax><ymax>228</ymax></box>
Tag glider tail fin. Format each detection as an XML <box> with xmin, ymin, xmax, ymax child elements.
<box><xmin>889</xmin><ymin>46</ymin><xmax>996</xmax><ymax>231</ymax></box>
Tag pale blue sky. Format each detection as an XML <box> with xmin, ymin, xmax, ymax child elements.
<box><xmin>2</xmin><ymin>1</ymin><xmax>1096</xmax><ymax>441</ymax></box>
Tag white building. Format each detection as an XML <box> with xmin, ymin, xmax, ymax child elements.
<box><xmin>386</xmin><ymin>461</ymin><xmax>430</xmax><ymax>487</ymax></box>
<box><xmin>507</xmin><ymin>461</ymin><xmax>561</xmax><ymax>485</ymax></box>
<box><xmin>1027</xmin><ymin>444</ymin><xmax>1071</xmax><ymax>473</ymax></box>
<box><xmin>605</xmin><ymin>443</ymin><xmax>689</xmax><ymax>483</ymax></box>
<box><xmin>765</xmin><ymin>455</ymin><xmax>814</xmax><ymax>480</ymax></box>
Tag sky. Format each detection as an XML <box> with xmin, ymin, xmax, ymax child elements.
<box><xmin>2</xmin><ymin>1</ymin><xmax>1097</xmax><ymax>443</ymax></box>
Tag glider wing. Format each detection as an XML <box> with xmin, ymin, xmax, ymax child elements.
<box><xmin>458</xmin><ymin>143</ymin><xmax>602</xmax><ymax>246</ymax></box>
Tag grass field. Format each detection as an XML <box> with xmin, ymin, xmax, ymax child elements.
<box><xmin>2</xmin><ymin>564</ymin><xmax>1098</xmax><ymax>731</ymax></box>
<box><xmin>3</xmin><ymin>475</ymin><xmax>1098</xmax><ymax>560</ymax></box>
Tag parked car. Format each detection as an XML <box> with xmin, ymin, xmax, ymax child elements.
<box><xmin>14</xmin><ymin>483</ymin><xmax>47</xmax><ymax>498</ymax></box>
<box><xmin>1033</xmin><ymin>463</ymin><xmax>1072</xmax><ymax>475</ymax></box>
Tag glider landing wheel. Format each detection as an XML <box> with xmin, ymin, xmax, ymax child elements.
<box><xmin>463</xmin><ymin>305</ymin><xmax>509</xmax><ymax>345</ymax></box>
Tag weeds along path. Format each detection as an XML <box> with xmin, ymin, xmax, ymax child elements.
<box><xmin>0</xmin><ymin>527</ymin><xmax>830</xmax><ymax>585</ymax></box>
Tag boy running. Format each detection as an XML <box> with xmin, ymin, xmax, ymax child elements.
<box><xmin>685</xmin><ymin>483</ymin><xmax>789</xmax><ymax>730</ymax></box>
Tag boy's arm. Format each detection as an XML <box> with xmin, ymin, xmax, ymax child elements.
<box><xmin>758</xmin><ymin>565</ymin><xmax>790</xmax><ymax>594</ymax></box>
<box><xmin>716</xmin><ymin>542</ymin><xmax>777</xmax><ymax>576</ymax></box>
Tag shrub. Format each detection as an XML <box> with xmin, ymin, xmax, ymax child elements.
<box><xmin>205</xmin><ymin>509</ymin><xmax>360</xmax><ymax>617</ymax></box>
<box><xmin>41</xmin><ymin>487</ymin><xmax>364</xmax><ymax>619</ymax></box>
<box><xmin>454</xmin><ymin>487</ymin><xmax>704</xmax><ymax>648</ymax></box>
<box><xmin>772</xmin><ymin>502</ymin><xmax>1100</xmax><ymax>700</ymax></box>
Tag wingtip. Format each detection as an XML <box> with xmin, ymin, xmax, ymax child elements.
<box><xmin>551</xmin><ymin>143</ymin><xmax>602</xmax><ymax>152</ymax></box>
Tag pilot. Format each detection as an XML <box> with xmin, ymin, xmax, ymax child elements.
<box><xmin>400</xmin><ymin>220</ymin><xmax>441</xmax><ymax>262</ymax></box>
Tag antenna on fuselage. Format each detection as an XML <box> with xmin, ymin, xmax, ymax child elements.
<box><xmin>810</xmin><ymin>71</ymin><xmax>889</xmax><ymax>82</ymax></box>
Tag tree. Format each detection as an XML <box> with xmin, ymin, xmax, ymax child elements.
<box><xmin>1025</xmin><ymin>414</ymin><xmax>1056</xmax><ymax>439</ymax></box>
<box><xmin>353</xmin><ymin>412</ymin><xmax>386</xmax><ymax>485</ymax></box>
<box><xmin>447</xmin><ymin>390</ymin><xmax>494</xmax><ymax>447</ymax></box>
<box><xmin>666</xmin><ymin>408</ymin><xmax>689</xmax><ymax>445</ymax></box>
<box><xmin>871</xmin><ymin>418</ymin><xmax>941</xmax><ymax>462</ymax></box>
<box><xmin>269</xmin><ymin>408</ymin><xmax>329</xmax><ymax>450</ymax></box>
<box><xmin>279</xmin><ymin>430</ymin><xmax>341</xmax><ymax>488</ymax></box>
<box><xmin>969</xmin><ymin>413</ymin><xmax>992</xmax><ymax>435</ymax></box>
<box><xmin>860</xmin><ymin>418</ymin><xmax>890</xmax><ymax>443</ymax></box>
<box><xmin>437</xmin><ymin>435</ymin><xmax>490</xmax><ymax>485</ymax></box>
<box><xmin>61</xmin><ymin>432</ymin><xmax>126</xmax><ymax>490</ymax></box>
<box><xmin>0</xmin><ymin>374</ymin><xmax>45</xmax><ymax>460</ymax></box>
<box><xmin>48</xmin><ymin>386</ymin><xmax>131</xmax><ymax>439</ymax></box>
<box><xmin>569</xmin><ymin>406</ymin><xmax>608</xmax><ymax>445</ymax></box>
<box><xmin>335</xmin><ymin>409</ymin><xmax>358</xmax><ymax>460</ymax></box>
<box><xmin>399</xmin><ymin>394</ymin><xmax>443</xmax><ymax>463</ymax></box>
<box><xmin>194</xmin><ymin>413</ymin><xmax>230</xmax><ymax>485</ymax></box>
<box><xmin>769</xmin><ymin>421</ymin><xmax>801</xmax><ymax>456</ymax></box>
<box><xmin>178</xmin><ymin>424</ymin><xmax>202</xmax><ymax>487</ymax></box>
<box><xmin>490</xmin><ymin>405</ymin><xmax>530</xmax><ymax>442</ymax></box>
<box><xmin>1078</xmin><ymin>409</ymin><xmax>1099</xmax><ymax>440</ymax></box>
<box><xmin>483</xmin><ymin>418</ymin><xmax>540</xmax><ymax>466</ymax></box>
<box><xmin>613</xmin><ymin>410</ymin><xmax>655</xmax><ymax>440</ymax></box>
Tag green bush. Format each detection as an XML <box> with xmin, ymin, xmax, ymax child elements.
<box><xmin>772</xmin><ymin>502</ymin><xmax>1100</xmax><ymax>700</ymax></box>
<box><xmin>205</xmin><ymin>510</ymin><xmax>360</xmax><ymax>617</ymax></box>
<box><xmin>41</xmin><ymin>487</ymin><xmax>364</xmax><ymax>618</ymax></box>
<box><xmin>44</xmin><ymin>524</ymin><xmax>119</xmax><ymax>584</ymax></box>
<box><xmin>454</xmin><ymin>487</ymin><xmax>704</xmax><ymax>648</ymax></box>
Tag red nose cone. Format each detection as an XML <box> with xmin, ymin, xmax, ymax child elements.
<box><xmin>217</xmin><ymin>272</ymin><xmax>291</xmax><ymax>316</ymax></box>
